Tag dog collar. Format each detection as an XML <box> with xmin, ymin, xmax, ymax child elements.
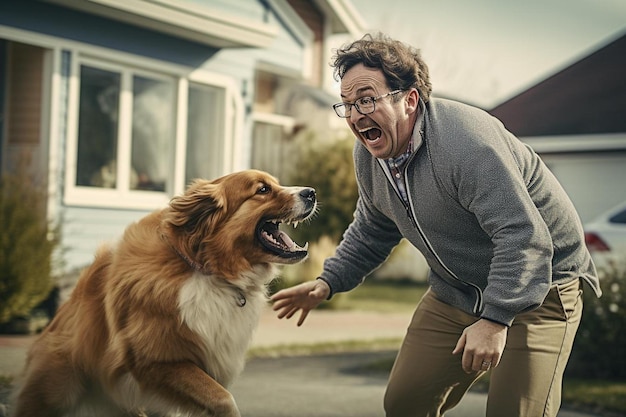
<box><xmin>160</xmin><ymin>231</ymin><xmax>212</xmax><ymax>275</ymax></box>
<box><xmin>236</xmin><ymin>291</ymin><xmax>247</xmax><ymax>307</ymax></box>
<box><xmin>160</xmin><ymin>231</ymin><xmax>246</xmax><ymax>307</ymax></box>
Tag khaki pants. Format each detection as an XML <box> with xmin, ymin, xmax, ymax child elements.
<box><xmin>384</xmin><ymin>279</ymin><xmax>583</xmax><ymax>417</ymax></box>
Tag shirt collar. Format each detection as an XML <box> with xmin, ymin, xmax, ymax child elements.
<box><xmin>386</xmin><ymin>97</ymin><xmax>425</xmax><ymax>166</ymax></box>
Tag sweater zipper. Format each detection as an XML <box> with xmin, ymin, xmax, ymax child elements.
<box><xmin>382</xmin><ymin>159</ymin><xmax>484</xmax><ymax>314</ymax></box>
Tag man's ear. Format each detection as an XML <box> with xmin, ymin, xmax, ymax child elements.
<box><xmin>405</xmin><ymin>88</ymin><xmax>420</xmax><ymax>115</ymax></box>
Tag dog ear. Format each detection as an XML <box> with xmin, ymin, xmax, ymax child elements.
<box><xmin>165</xmin><ymin>181</ymin><xmax>227</xmax><ymax>235</ymax></box>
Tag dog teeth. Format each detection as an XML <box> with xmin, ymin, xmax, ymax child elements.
<box><xmin>293</xmin><ymin>221</ymin><xmax>299</xmax><ymax>229</ymax></box>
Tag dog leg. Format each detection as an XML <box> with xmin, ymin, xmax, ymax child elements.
<box><xmin>12</xmin><ymin>356</ymin><xmax>82</xmax><ymax>417</ymax></box>
<box><xmin>135</xmin><ymin>362</ymin><xmax>241</xmax><ymax>417</ymax></box>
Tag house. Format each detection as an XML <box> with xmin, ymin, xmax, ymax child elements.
<box><xmin>489</xmin><ymin>31</ymin><xmax>626</xmax><ymax>222</ymax></box>
<box><xmin>0</xmin><ymin>0</ymin><xmax>364</xmax><ymax>272</ymax></box>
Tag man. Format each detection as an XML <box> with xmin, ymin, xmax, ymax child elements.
<box><xmin>271</xmin><ymin>33</ymin><xmax>601</xmax><ymax>417</ymax></box>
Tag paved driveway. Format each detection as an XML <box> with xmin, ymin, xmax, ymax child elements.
<box><xmin>0</xmin><ymin>309</ymin><xmax>607</xmax><ymax>417</ymax></box>
<box><xmin>231</xmin><ymin>351</ymin><xmax>602</xmax><ymax>417</ymax></box>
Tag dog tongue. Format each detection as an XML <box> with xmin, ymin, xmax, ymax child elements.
<box><xmin>276</xmin><ymin>230</ymin><xmax>296</xmax><ymax>250</ymax></box>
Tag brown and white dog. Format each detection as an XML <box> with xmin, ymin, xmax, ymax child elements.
<box><xmin>12</xmin><ymin>170</ymin><xmax>317</xmax><ymax>417</ymax></box>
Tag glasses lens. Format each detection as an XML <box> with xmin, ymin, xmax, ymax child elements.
<box><xmin>334</xmin><ymin>103</ymin><xmax>349</xmax><ymax>118</ymax></box>
<box><xmin>357</xmin><ymin>97</ymin><xmax>375</xmax><ymax>114</ymax></box>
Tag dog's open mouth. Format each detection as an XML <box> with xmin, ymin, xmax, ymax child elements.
<box><xmin>257</xmin><ymin>219</ymin><xmax>309</xmax><ymax>259</ymax></box>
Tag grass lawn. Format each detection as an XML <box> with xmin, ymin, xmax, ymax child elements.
<box><xmin>329</xmin><ymin>278</ymin><xmax>428</xmax><ymax>312</ymax></box>
<box><xmin>563</xmin><ymin>380</ymin><xmax>626</xmax><ymax>416</ymax></box>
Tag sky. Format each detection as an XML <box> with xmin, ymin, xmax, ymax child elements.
<box><xmin>347</xmin><ymin>0</ymin><xmax>626</xmax><ymax>109</ymax></box>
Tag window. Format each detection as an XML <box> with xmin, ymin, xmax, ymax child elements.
<box><xmin>185</xmin><ymin>83</ymin><xmax>225</xmax><ymax>185</ymax></box>
<box><xmin>65</xmin><ymin>58</ymin><xmax>235</xmax><ymax>209</ymax></box>
<box><xmin>75</xmin><ymin>65</ymin><xmax>175</xmax><ymax>193</ymax></box>
<box><xmin>75</xmin><ymin>66</ymin><xmax>120</xmax><ymax>188</ymax></box>
<box><xmin>131</xmin><ymin>75</ymin><xmax>175</xmax><ymax>192</ymax></box>
<box><xmin>251</xmin><ymin>115</ymin><xmax>293</xmax><ymax>180</ymax></box>
<box><xmin>250</xmin><ymin>69</ymin><xmax>295</xmax><ymax>179</ymax></box>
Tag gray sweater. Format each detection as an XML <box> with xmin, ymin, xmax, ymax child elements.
<box><xmin>320</xmin><ymin>98</ymin><xmax>600</xmax><ymax>326</ymax></box>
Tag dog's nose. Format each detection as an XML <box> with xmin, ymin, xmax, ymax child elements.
<box><xmin>300</xmin><ymin>187</ymin><xmax>316</xmax><ymax>202</ymax></box>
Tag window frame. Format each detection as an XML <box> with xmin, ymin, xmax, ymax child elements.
<box><xmin>64</xmin><ymin>54</ymin><xmax>241</xmax><ymax>210</ymax></box>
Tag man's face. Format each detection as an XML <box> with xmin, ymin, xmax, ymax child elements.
<box><xmin>340</xmin><ymin>63</ymin><xmax>417</xmax><ymax>159</ymax></box>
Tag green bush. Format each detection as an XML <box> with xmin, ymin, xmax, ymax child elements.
<box><xmin>273</xmin><ymin>131</ymin><xmax>357</xmax><ymax>309</ymax></box>
<box><xmin>285</xmin><ymin>131</ymin><xmax>358</xmax><ymax>245</ymax></box>
<box><xmin>567</xmin><ymin>258</ymin><xmax>626</xmax><ymax>379</ymax></box>
<box><xmin>0</xmin><ymin>168</ymin><xmax>59</xmax><ymax>325</ymax></box>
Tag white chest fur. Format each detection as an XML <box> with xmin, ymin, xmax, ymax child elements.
<box><xmin>177</xmin><ymin>268</ymin><xmax>269</xmax><ymax>387</ymax></box>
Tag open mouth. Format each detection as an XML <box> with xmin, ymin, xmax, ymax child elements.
<box><xmin>359</xmin><ymin>126</ymin><xmax>382</xmax><ymax>141</ymax></box>
<box><xmin>257</xmin><ymin>218</ymin><xmax>309</xmax><ymax>259</ymax></box>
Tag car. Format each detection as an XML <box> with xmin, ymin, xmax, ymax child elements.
<box><xmin>584</xmin><ymin>200</ymin><xmax>626</xmax><ymax>270</ymax></box>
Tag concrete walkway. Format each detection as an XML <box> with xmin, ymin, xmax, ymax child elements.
<box><xmin>251</xmin><ymin>307</ymin><xmax>411</xmax><ymax>349</ymax></box>
<box><xmin>0</xmin><ymin>307</ymin><xmax>412</xmax><ymax>377</ymax></box>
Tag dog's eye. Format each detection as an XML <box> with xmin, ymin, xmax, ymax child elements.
<box><xmin>257</xmin><ymin>185</ymin><xmax>271</xmax><ymax>194</ymax></box>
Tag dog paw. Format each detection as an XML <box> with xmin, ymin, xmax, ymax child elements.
<box><xmin>210</xmin><ymin>393</ymin><xmax>241</xmax><ymax>417</ymax></box>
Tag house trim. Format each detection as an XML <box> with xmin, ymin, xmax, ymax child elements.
<box><xmin>1</xmin><ymin>26</ymin><xmax>204</xmax><ymax>76</ymax></box>
<box><xmin>43</xmin><ymin>0</ymin><xmax>279</xmax><ymax>48</ymax></box>
<box><xmin>522</xmin><ymin>133</ymin><xmax>626</xmax><ymax>154</ymax></box>
<box><xmin>268</xmin><ymin>0</ymin><xmax>314</xmax><ymax>80</ymax></box>
<box><xmin>314</xmin><ymin>0</ymin><xmax>365</xmax><ymax>36</ymax></box>
<box><xmin>1</xmin><ymin>25</ymin><xmax>244</xmax><ymax>211</ymax></box>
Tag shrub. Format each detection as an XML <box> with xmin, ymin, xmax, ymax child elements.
<box><xmin>285</xmin><ymin>131</ymin><xmax>358</xmax><ymax>245</ymax></box>
<box><xmin>567</xmin><ymin>258</ymin><xmax>626</xmax><ymax>379</ymax></box>
<box><xmin>0</xmin><ymin>167</ymin><xmax>59</xmax><ymax>325</ymax></box>
<box><xmin>370</xmin><ymin>239</ymin><xmax>429</xmax><ymax>283</ymax></box>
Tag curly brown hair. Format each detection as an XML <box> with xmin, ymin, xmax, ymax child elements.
<box><xmin>331</xmin><ymin>32</ymin><xmax>432</xmax><ymax>103</ymax></box>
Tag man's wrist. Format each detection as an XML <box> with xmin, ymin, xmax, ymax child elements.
<box><xmin>480</xmin><ymin>316</ymin><xmax>509</xmax><ymax>328</ymax></box>
<box><xmin>316</xmin><ymin>277</ymin><xmax>333</xmax><ymax>300</ymax></box>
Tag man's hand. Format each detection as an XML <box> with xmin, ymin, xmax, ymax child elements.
<box><xmin>452</xmin><ymin>318</ymin><xmax>508</xmax><ymax>373</ymax></box>
<box><xmin>271</xmin><ymin>280</ymin><xmax>331</xmax><ymax>326</ymax></box>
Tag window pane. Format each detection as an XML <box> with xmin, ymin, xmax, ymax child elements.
<box><xmin>185</xmin><ymin>83</ymin><xmax>224</xmax><ymax>184</ymax></box>
<box><xmin>76</xmin><ymin>66</ymin><xmax>120</xmax><ymax>188</ymax></box>
<box><xmin>251</xmin><ymin>121</ymin><xmax>287</xmax><ymax>179</ymax></box>
<box><xmin>131</xmin><ymin>75</ymin><xmax>174</xmax><ymax>191</ymax></box>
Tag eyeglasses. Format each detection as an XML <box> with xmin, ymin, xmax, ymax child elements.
<box><xmin>332</xmin><ymin>90</ymin><xmax>403</xmax><ymax>118</ymax></box>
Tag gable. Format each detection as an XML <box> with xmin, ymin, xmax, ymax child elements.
<box><xmin>489</xmin><ymin>32</ymin><xmax>626</xmax><ymax>137</ymax></box>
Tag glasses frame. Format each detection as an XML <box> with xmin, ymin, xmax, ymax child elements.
<box><xmin>332</xmin><ymin>90</ymin><xmax>403</xmax><ymax>118</ymax></box>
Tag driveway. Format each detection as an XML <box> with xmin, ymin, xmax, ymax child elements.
<box><xmin>0</xmin><ymin>309</ymin><xmax>606</xmax><ymax>417</ymax></box>
<box><xmin>231</xmin><ymin>350</ymin><xmax>602</xmax><ymax>417</ymax></box>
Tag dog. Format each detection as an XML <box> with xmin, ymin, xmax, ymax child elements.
<box><xmin>12</xmin><ymin>170</ymin><xmax>317</xmax><ymax>417</ymax></box>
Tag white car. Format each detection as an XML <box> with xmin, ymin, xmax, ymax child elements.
<box><xmin>584</xmin><ymin>201</ymin><xmax>626</xmax><ymax>270</ymax></box>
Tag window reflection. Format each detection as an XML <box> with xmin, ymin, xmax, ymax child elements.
<box><xmin>186</xmin><ymin>83</ymin><xmax>224</xmax><ymax>184</ymax></box>
<box><xmin>76</xmin><ymin>66</ymin><xmax>120</xmax><ymax>188</ymax></box>
<box><xmin>131</xmin><ymin>76</ymin><xmax>174</xmax><ymax>191</ymax></box>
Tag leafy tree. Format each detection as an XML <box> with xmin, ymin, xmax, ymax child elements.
<box><xmin>0</xmin><ymin>167</ymin><xmax>58</xmax><ymax>324</ymax></box>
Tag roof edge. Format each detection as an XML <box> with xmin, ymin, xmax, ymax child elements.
<box><xmin>43</xmin><ymin>0</ymin><xmax>279</xmax><ymax>48</ymax></box>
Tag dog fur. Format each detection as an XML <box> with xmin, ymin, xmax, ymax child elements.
<box><xmin>12</xmin><ymin>170</ymin><xmax>317</xmax><ymax>417</ymax></box>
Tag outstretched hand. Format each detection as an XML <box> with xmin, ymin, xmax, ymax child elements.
<box><xmin>271</xmin><ymin>279</ymin><xmax>331</xmax><ymax>326</ymax></box>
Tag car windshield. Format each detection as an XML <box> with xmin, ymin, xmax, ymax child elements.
<box><xmin>609</xmin><ymin>209</ymin><xmax>626</xmax><ymax>224</ymax></box>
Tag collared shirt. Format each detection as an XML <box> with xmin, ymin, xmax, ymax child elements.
<box><xmin>385</xmin><ymin>102</ymin><xmax>425</xmax><ymax>203</ymax></box>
